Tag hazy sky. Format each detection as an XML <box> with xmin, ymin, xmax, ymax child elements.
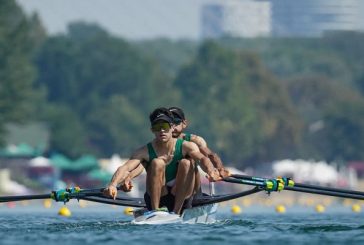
<box><xmin>16</xmin><ymin>0</ymin><xmax>220</xmax><ymax>40</ymax></box>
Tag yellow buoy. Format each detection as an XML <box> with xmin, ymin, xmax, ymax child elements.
<box><xmin>275</xmin><ymin>205</ymin><xmax>286</xmax><ymax>213</ymax></box>
<box><xmin>58</xmin><ymin>206</ymin><xmax>71</xmax><ymax>217</ymax></box>
<box><xmin>315</xmin><ymin>204</ymin><xmax>325</xmax><ymax>213</ymax></box>
<box><xmin>231</xmin><ymin>205</ymin><xmax>242</xmax><ymax>215</ymax></box>
<box><xmin>124</xmin><ymin>207</ymin><xmax>134</xmax><ymax>216</ymax></box>
<box><xmin>352</xmin><ymin>204</ymin><xmax>361</xmax><ymax>213</ymax></box>
<box><xmin>43</xmin><ymin>199</ymin><xmax>52</xmax><ymax>208</ymax></box>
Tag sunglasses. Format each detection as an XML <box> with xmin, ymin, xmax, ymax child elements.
<box><xmin>173</xmin><ymin>118</ymin><xmax>183</xmax><ymax>125</ymax></box>
<box><xmin>151</xmin><ymin>122</ymin><xmax>171</xmax><ymax>132</ymax></box>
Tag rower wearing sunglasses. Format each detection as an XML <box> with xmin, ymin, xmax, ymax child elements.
<box><xmin>120</xmin><ymin>107</ymin><xmax>230</xmax><ymax>195</ymax></box>
<box><xmin>168</xmin><ymin>107</ymin><xmax>230</xmax><ymax>194</ymax></box>
<box><xmin>104</xmin><ymin>107</ymin><xmax>220</xmax><ymax>215</ymax></box>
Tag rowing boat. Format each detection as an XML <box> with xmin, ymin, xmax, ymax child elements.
<box><xmin>131</xmin><ymin>183</ymin><xmax>219</xmax><ymax>224</ymax></box>
<box><xmin>130</xmin><ymin>203</ymin><xmax>218</xmax><ymax>225</ymax></box>
<box><xmin>78</xmin><ymin>183</ymin><xmax>261</xmax><ymax>224</ymax></box>
<box><xmin>2</xmin><ymin>174</ymin><xmax>364</xmax><ymax>224</ymax></box>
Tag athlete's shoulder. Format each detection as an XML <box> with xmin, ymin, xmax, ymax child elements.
<box><xmin>131</xmin><ymin>144</ymin><xmax>149</xmax><ymax>159</ymax></box>
<box><xmin>190</xmin><ymin>134</ymin><xmax>207</xmax><ymax>148</ymax></box>
<box><xmin>182</xmin><ymin>140</ymin><xmax>199</xmax><ymax>150</ymax></box>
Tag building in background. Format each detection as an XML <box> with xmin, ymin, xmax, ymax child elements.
<box><xmin>201</xmin><ymin>0</ymin><xmax>271</xmax><ymax>39</ymax></box>
<box><xmin>201</xmin><ymin>0</ymin><xmax>364</xmax><ymax>39</ymax></box>
<box><xmin>268</xmin><ymin>0</ymin><xmax>363</xmax><ymax>37</ymax></box>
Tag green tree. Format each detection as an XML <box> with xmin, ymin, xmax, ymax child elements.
<box><xmin>43</xmin><ymin>104</ymin><xmax>89</xmax><ymax>158</ymax></box>
<box><xmin>0</xmin><ymin>0</ymin><xmax>45</xmax><ymax>144</ymax></box>
<box><xmin>35</xmin><ymin>22</ymin><xmax>179</xmax><ymax>157</ymax></box>
<box><xmin>87</xmin><ymin>95</ymin><xmax>149</xmax><ymax>156</ymax></box>
<box><xmin>285</xmin><ymin>75</ymin><xmax>364</xmax><ymax>161</ymax></box>
<box><xmin>175</xmin><ymin>42</ymin><xmax>301</xmax><ymax>165</ymax></box>
<box><xmin>323</xmin><ymin>101</ymin><xmax>364</xmax><ymax>161</ymax></box>
<box><xmin>133</xmin><ymin>38</ymin><xmax>197</xmax><ymax>76</ymax></box>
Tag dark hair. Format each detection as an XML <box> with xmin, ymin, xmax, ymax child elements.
<box><xmin>149</xmin><ymin>107</ymin><xmax>174</xmax><ymax>124</ymax></box>
<box><xmin>168</xmin><ymin>106</ymin><xmax>185</xmax><ymax>120</ymax></box>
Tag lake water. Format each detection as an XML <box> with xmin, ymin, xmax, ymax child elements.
<box><xmin>1</xmin><ymin>205</ymin><xmax>364</xmax><ymax>245</ymax></box>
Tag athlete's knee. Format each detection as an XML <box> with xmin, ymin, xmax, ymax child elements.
<box><xmin>150</xmin><ymin>158</ymin><xmax>165</xmax><ymax>170</ymax></box>
<box><xmin>179</xmin><ymin>159</ymin><xmax>192</xmax><ymax>170</ymax></box>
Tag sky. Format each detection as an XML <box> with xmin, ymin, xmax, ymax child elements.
<box><xmin>16</xmin><ymin>0</ymin><xmax>220</xmax><ymax>40</ymax></box>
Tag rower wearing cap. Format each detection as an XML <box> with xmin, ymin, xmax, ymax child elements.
<box><xmin>122</xmin><ymin>107</ymin><xmax>230</xmax><ymax>195</ymax></box>
<box><xmin>168</xmin><ymin>106</ymin><xmax>230</xmax><ymax>177</ymax></box>
<box><xmin>104</xmin><ymin>107</ymin><xmax>220</xmax><ymax>215</ymax></box>
<box><xmin>168</xmin><ymin>106</ymin><xmax>230</xmax><ymax>193</ymax></box>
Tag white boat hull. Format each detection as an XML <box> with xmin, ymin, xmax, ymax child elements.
<box><xmin>181</xmin><ymin>203</ymin><xmax>218</xmax><ymax>224</ymax></box>
<box><xmin>132</xmin><ymin>204</ymin><xmax>218</xmax><ymax>225</ymax></box>
<box><xmin>131</xmin><ymin>210</ymin><xmax>182</xmax><ymax>225</ymax></box>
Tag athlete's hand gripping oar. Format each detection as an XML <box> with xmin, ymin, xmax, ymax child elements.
<box><xmin>206</xmin><ymin>168</ymin><xmax>223</xmax><ymax>182</ymax></box>
<box><xmin>230</xmin><ymin>174</ymin><xmax>364</xmax><ymax>196</ymax></box>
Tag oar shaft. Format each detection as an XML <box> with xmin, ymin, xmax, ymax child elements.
<box><xmin>294</xmin><ymin>183</ymin><xmax>364</xmax><ymax>196</ymax></box>
<box><xmin>0</xmin><ymin>194</ymin><xmax>51</xmax><ymax>203</ymax></box>
<box><xmin>68</xmin><ymin>192</ymin><xmax>104</xmax><ymax>198</ymax></box>
<box><xmin>80</xmin><ymin>196</ymin><xmax>146</xmax><ymax>207</ymax></box>
<box><xmin>192</xmin><ymin>187</ymin><xmax>262</xmax><ymax>206</ymax></box>
<box><xmin>231</xmin><ymin>174</ymin><xmax>364</xmax><ymax>196</ymax></box>
<box><xmin>223</xmin><ymin>177</ymin><xmax>266</xmax><ymax>187</ymax></box>
<box><xmin>285</xmin><ymin>186</ymin><xmax>364</xmax><ymax>200</ymax></box>
<box><xmin>231</xmin><ymin>174</ymin><xmax>266</xmax><ymax>182</ymax></box>
<box><xmin>0</xmin><ymin>187</ymin><xmax>107</xmax><ymax>203</ymax></box>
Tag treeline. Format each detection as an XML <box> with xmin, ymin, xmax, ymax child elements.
<box><xmin>1</xmin><ymin>0</ymin><xmax>364</xmax><ymax>167</ymax></box>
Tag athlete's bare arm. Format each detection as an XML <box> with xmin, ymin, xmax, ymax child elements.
<box><xmin>104</xmin><ymin>146</ymin><xmax>148</xmax><ymax>199</ymax></box>
<box><xmin>120</xmin><ymin>163</ymin><xmax>145</xmax><ymax>192</ymax></box>
<box><xmin>190</xmin><ymin>135</ymin><xmax>208</xmax><ymax>148</ymax></box>
<box><xmin>128</xmin><ymin>164</ymin><xmax>145</xmax><ymax>179</ymax></box>
<box><xmin>191</xmin><ymin>135</ymin><xmax>230</xmax><ymax>178</ymax></box>
<box><xmin>182</xmin><ymin>141</ymin><xmax>220</xmax><ymax>181</ymax></box>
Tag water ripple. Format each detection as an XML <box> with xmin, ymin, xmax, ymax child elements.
<box><xmin>1</xmin><ymin>210</ymin><xmax>364</xmax><ymax>245</ymax></box>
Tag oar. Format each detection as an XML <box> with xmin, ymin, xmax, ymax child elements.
<box><xmin>0</xmin><ymin>194</ymin><xmax>52</xmax><ymax>202</ymax></box>
<box><xmin>231</xmin><ymin>174</ymin><xmax>364</xmax><ymax>196</ymax></box>
<box><xmin>226</xmin><ymin>174</ymin><xmax>364</xmax><ymax>200</ymax></box>
<box><xmin>0</xmin><ymin>187</ymin><xmax>106</xmax><ymax>203</ymax></box>
<box><xmin>80</xmin><ymin>196</ymin><xmax>146</xmax><ymax>208</ymax></box>
<box><xmin>285</xmin><ymin>186</ymin><xmax>364</xmax><ymax>200</ymax></box>
<box><xmin>223</xmin><ymin>176</ymin><xmax>267</xmax><ymax>188</ymax></box>
<box><xmin>224</xmin><ymin>176</ymin><xmax>285</xmax><ymax>192</ymax></box>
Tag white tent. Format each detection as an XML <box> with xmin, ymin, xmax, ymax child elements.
<box><xmin>273</xmin><ymin>159</ymin><xmax>339</xmax><ymax>185</ymax></box>
<box><xmin>29</xmin><ymin>156</ymin><xmax>51</xmax><ymax>167</ymax></box>
<box><xmin>0</xmin><ymin>169</ymin><xmax>31</xmax><ymax>195</ymax></box>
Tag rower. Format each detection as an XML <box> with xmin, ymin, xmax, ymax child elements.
<box><xmin>168</xmin><ymin>106</ymin><xmax>230</xmax><ymax>194</ymax></box>
<box><xmin>121</xmin><ymin>107</ymin><xmax>230</xmax><ymax>196</ymax></box>
<box><xmin>103</xmin><ymin>107</ymin><xmax>220</xmax><ymax>215</ymax></box>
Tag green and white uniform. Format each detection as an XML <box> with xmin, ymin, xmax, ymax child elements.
<box><xmin>183</xmin><ymin>133</ymin><xmax>192</xmax><ymax>142</ymax></box>
<box><xmin>146</xmin><ymin>138</ymin><xmax>184</xmax><ymax>185</ymax></box>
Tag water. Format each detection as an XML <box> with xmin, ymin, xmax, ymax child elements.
<box><xmin>1</xmin><ymin>206</ymin><xmax>364</xmax><ymax>245</ymax></box>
